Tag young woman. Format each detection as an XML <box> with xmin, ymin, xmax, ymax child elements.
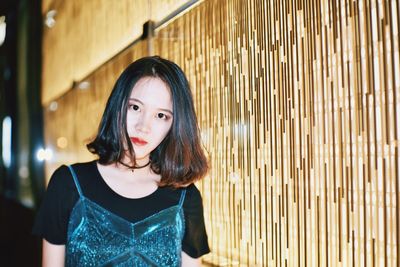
<box><xmin>33</xmin><ymin>56</ymin><xmax>210</xmax><ymax>266</ymax></box>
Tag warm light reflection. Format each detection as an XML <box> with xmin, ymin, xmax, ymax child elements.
<box><xmin>57</xmin><ymin>137</ymin><xmax>68</xmax><ymax>149</ymax></box>
<box><xmin>77</xmin><ymin>81</ymin><xmax>90</xmax><ymax>90</ymax></box>
<box><xmin>49</xmin><ymin>101</ymin><xmax>58</xmax><ymax>111</ymax></box>
<box><xmin>45</xmin><ymin>10</ymin><xmax>56</xmax><ymax>28</ymax></box>
<box><xmin>36</xmin><ymin>148</ymin><xmax>53</xmax><ymax>161</ymax></box>
<box><xmin>0</xmin><ymin>16</ymin><xmax>6</xmax><ymax>46</ymax></box>
<box><xmin>2</xmin><ymin>116</ymin><xmax>11</xmax><ymax>168</ymax></box>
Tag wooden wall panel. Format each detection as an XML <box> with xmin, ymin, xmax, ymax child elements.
<box><xmin>41</xmin><ymin>0</ymin><xmax>192</xmax><ymax>105</ymax></box>
<box><xmin>43</xmin><ymin>0</ymin><xmax>399</xmax><ymax>266</ymax></box>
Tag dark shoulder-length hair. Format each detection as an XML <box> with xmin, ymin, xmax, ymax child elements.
<box><xmin>87</xmin><ymin>56</ymin><xmax>208</xmax><ymax>187</ymax></box>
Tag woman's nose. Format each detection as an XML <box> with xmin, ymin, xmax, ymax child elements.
<box><xmin>135</xmin><ymin>114</ymin><xmax>151</xmax><ymax>133</ymax></box>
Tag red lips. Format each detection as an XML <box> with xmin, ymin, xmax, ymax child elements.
<box><xmin>130</xmin><ymin>137</ymin><xmax>148</xmax><ymax>146</ymax></box>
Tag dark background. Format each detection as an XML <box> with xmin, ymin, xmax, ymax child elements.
<box><xmin>1</xmin><ymin>0</ymin><xmax>43</xmax><ymax>266</ymax></box>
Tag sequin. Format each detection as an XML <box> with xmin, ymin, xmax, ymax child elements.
<box><xmin>66</xmin><ymin>166</ymin><xmax>186</xmax><ymax>267</ymax></box>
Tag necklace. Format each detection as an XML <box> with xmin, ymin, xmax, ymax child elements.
<box><xmin>119</xmin><ymin>160</ymin><xmax>151</xmax><ymax>172</ymax></box>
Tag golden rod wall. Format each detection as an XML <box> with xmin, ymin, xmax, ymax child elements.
<box><xmin>43</xmin><ymin>0</ymin><xmax>399</xmax><ymax>266</ymax></box>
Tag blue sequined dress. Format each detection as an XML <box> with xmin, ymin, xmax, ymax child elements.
<box><xmin>66</xmin><ymin>165</ymin><xmax>186</xmax><ymax>267</ymax></box>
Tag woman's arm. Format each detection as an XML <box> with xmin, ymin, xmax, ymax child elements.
<box><xmin>42</xmin><ymin>239</ymin><xmax>65</xmax><ymax>267</ymax></box>
<box><xmin>182</xmin><ymin>251</ymin><xmax>201</xmax><ymax>267</ymax></box>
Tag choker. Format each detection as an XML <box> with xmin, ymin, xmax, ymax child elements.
<box><xmin>119</xmin><ymin>160</ymin><xmax>151</xmax><ymax>172</ymax></box>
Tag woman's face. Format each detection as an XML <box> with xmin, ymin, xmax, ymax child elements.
<box><xmin>126</xmin><ymin>77</ymin><xmax>174</xmax><ymax>164</ymax></box>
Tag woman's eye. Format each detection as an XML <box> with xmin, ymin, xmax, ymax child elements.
<box><xmin>157</xmin><ymin>113</ymin><xmax>167</xmax><ymax>119</ymax></box>
<box><xmin>129</xmin><ymin>104</ymin><xmax>140</xmax><ymax>111</ymax></box>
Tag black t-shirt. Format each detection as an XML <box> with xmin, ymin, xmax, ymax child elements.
<box><xmin>32</xmin><ymin>161</ymin><xmax>210</xmax><ymax>258</ymax></box>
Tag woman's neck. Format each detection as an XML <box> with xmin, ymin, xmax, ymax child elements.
<box><xmin>97</xmin><ymin>162</ymin><xmax>159</xmax><ymax>199</ymax></box>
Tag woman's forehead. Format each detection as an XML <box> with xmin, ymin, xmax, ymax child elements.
<box><xmin>129</xmin><ymin>77</ymin><xmax>173</xmax><ymax>108</ymax></box>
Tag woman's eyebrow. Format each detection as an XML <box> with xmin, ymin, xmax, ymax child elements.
<box><xmin>129</xmin><ymin>98</ymin><xmax>173</xmax><ymax>115</ymax></box>
<box><xmin>159</xmin><ymin>108</ymin><xmax>173</xmax><ymax>115</ymax></box>
<box><xmin>128</xmin><ymin>98</ymin><xmax>143</xmax><ymax>104</ymax></box>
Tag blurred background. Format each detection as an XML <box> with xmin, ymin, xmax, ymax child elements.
<box><xmin>0</xmin><ymin>0</ymin><xmax>399</xmax><ymax>266</ymax></box>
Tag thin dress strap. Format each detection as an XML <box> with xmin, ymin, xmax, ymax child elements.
<box><xmin>178</xmin><ymin>189</ymin><xmax>187</xmax><ymax>207</ymax></box>
<box><xmin>67</xmin><ymin>165</ymin><xmax>83</xmax><ymax>197</ymax></box>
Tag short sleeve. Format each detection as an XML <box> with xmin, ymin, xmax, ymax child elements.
<box><xmin>182</xmin><ymin>184</ymin><xmax>210</xmax><ymax>258</ymax></box>
<box><xmin>32</xmin><ymin>165</ymin><xmax>79</xmax><ymax>245</ymax></box>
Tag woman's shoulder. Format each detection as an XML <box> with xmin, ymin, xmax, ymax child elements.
<box><xmin>48</xmin><ymin>160</ymin><xmax>98</xmax><ymax>189</ymax></box>
<box><xmin>70</xmin><ymin>160</ymin><xmax>98</xmax><ymax>173</ymax></box>
<box><xmin>156</xmin><ymin>183</ymin><xmax>202</xmax><ymax>207</ymax></box>
<box><xmin>184</xmin><ymin>183</ymin><xmax>201</xmax><ymax>197</ymax></box>
<box><xmin>47</xmin><ymin>164</ymin><xmax>73</xmax><ymax>188</ymax></box>
<box><xmin>182</xmin><ymin>183</ymin><xmax>204</xmax><ymax>209</ymax></box>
